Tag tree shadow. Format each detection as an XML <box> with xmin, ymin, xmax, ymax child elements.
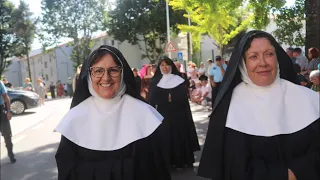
<box><xmin>13</xmin><ymin>111</ymin><xmax>36</xmax><ymax>117</ymax></box>
<box><xmin>0</xmin><ymin>142</ymin><xmax>59</xmax><ymax>180</ymax></box>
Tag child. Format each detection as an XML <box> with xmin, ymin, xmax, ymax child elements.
<box><xmin>191</xmin><ymin>82</ymin><xmax>202</xmax><ymax>104</ymax></box>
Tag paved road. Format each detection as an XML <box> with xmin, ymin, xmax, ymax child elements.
<box><xmin>0</xmin><ymin>98</ymin><xmax>210</xmax><ymax>180</ymax></box>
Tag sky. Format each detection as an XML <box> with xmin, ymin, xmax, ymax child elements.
<box><xmin>11</xmin><ymin>0</ymin><xmax>296</xmax><ymax>51</ymax></box>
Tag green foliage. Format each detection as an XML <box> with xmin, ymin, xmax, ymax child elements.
<box><xmin>170</xmin><ymin>0</ymin><xmax>285</xmax><ymax>55</ymax></box>
<box><xmin>107</xmin><ymin>0</ymin><xmax>187</xmax><ymax>64</ymax></box>
<box><xmin>0</xmin><ymin>0</ymin><xmax>18</xmax><ymax>77</ymax></box>
<box><xmin>40</xmin><ymin>0</ymin><xmax>107</xmax><ymax>70</ymax></box>
<box><xmin>273</xmin><ymin>0</ymin><xmax>305</xmax><ymax>47</ymax></box>
<box><xmin>11</xmin><ymin>0</ymin><xmax>37</xmax><ymax>81</ymax></box>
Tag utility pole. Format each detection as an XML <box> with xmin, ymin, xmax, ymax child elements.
<box><xmin>166</xmin><ymin>1</ymin><xmax>171</xmax><ymax>58</ymax></box>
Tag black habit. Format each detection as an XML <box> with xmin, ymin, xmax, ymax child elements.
<box><xmin>149</xmin><ymin>57</ymin><xmax>200</xmax><ymax>169</ymax></box>
<box><xmin>197</xmin><ymin>31</ymin><xmax>320</xmax><ymax>180</ymax></box>
<box><xmin>55</xmin><ymin>45</ymin><xmax>171</xmax><ymax>180</ymax></box>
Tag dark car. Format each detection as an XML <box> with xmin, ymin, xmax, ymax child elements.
<box><xmin>6</xmin><ymin>87</ymin><xmax>40</xmax><ymax>115</ymax></box>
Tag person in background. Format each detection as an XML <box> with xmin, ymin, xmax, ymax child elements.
<box><xmin>198</xmin><ymin>62</ymin><xmax>206</xmax><ymax>76</ymax></box>
<box><xmin>57</xmin><ymin>81</ymin><xmax>64</xmax><ymax>97</ymax></box>
<box><xmin>294</xmin><ymin>64</ymin><xmax>308</xmax><ymax>87</ymax></box>
<box><xmin>174</xmin><ymin>61</ymin><xmax>190</xmax><ymax>97</ymax></box>
<box><xmin>190</xmin><ymin>81</ymin><xmax>202</xmax><ymax>104</ymax></box>
<box><xmin>35</xmin><ymin>78</ymin><xmax>45</xmax><ymax>105</ymax></box>
<box><xmin>209</xmin><ymin>55</ymin><xmax>227</xmax><ymax>106</ymax></box>
<box><xmin>149</xmin><ymin>56</ymin><xmax>200</xmax><ymax>170</ymax></box>
<box><xmin>63</xmin><ymin>83</ymin><xmax>67</xmax><ymax>96</ymax></box>
<box><xmin>139</xmin><ymin>64</ymin><xmax>153</xmax><ymax>101</ymax></box>
<box><xmin>189</xmin><ymin>79</ymin><xmax>196</xmax><ymax>92</ymax></box>
<box><xmin>307</xmin><ymin>47</ymin><xmax>320</xmax><ymax>72</ymax></box>
<box><xmin>67</xmin><ymin>77</ymin><xmax>73</xmax><ymax>98</ymax></box>
<box><xmin>151</xmin><ymin>64</ymin><xmax>157</xmax><ymax>75</ymax></box>
<box><xmin>207</xmin><ymin>59</ymin><xmax>214</xmax><ymax>76</ymax></box>
<box><xmin>132</xmin><ymin>68</ymin><xmax>141</xmax><ymax>93</ymax></box>
<box><xmin>310</xmin><ymin>70</ymin><xmax>320</xmax><ymax>93</ymax></box>
<box><xmin>292</xmin><ymin>48</ymin><xmax>308</xmax><ymax>70</ymax></box>
<box><xmin>23</xmin><ymin>78</ymin><xmax>34</xmax><ymax>91</ymax></box>
<box><xmin>3</xmin><ymin>79</ymin><xmax>13</xmax><ymax>88</ymax></box>
<box><xmin>286</xmin><ymin>47</ymin><xmax>296</xmax><ymax>64</ymax></box>
<box><xmin>0</xmin><ymin>80</ymin><xmax>16</xmax><ymax>163</ymax></box>
<box><xmin>50</xmin><ymin>82</ymin><xmax>56</xmax><ymax>99</ymax></box>
<box><xmin>199</xmin><ymin>75</ymin><xmax>211</xmax><ymax>107</ymax></box>
<box><xmin>73</xmin><ymin>64</ymin><xmax>82</xmax><ymax>93</ymax></box>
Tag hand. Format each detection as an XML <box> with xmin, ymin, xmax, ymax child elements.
<box><xmin>288</xmin><ymin>169</ymin><xmax>296</xmax><ymax>180</ymax></box>
<box><xmin>211</xmin><ymin>82</ymin><xmax>216</xmax><ymax>87</ymax></box>
<box><xmin>7</xmin><ymin>112</ymin><xmax>12</xmax><ymax>120</ymax></box>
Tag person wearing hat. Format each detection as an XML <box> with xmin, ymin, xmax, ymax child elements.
<box><xmin>209</xmin><ymin>55</ymin><xmax>227</xmax><ymax>106</ymax></box>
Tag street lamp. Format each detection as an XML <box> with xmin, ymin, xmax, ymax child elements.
<box><xmin>166</xmin><ymin>1</ymin><xmax>171</xmax><ymax>58</ymax></box>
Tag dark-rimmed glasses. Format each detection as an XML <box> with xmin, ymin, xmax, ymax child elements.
<box><xmin>89</xmin><ymin>66</ymin><xmax>122</xmax><ymax>78</ymax></box>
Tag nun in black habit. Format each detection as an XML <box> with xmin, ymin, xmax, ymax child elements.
<box><xmin>55</xmin><ymin>45</ymin><xmax>171</xmax><ymax>180</ymax></box>
<box><xmin>198</xmin><ymin>31</ymin><xmax>320</xmax><ymax>180</ymax></box>
<box><xmin>149</xmin><ymin>56</ymin><xmax>200</xmax><ymax>170</ymax></box>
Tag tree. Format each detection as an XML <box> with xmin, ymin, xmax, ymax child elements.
<box><xmin>107</xmin><ymin>0</ymin><xmax>187</xmax><ymax>64</ymax></box>
<box><xmin>273</xmin><ymin>0</ymin><xmax>305</xmax><ymax>47</ymax></box>
<box><xmin>40</xmin><ymin>0</ymin><xmax>108</xmax><ymax>70</ymax></box>
<box><xmin>169</xmin><ymin>0</ymin><xmax>285</xmax><ymax>56</ymax></box>
<box><xmin>11</xmin><ymin>0</ymin><xmax>37</xmax><ymax>82</ymax></box>
<box><xmin>305</xmin><ymin>0</ymin><xmax>320</xmax><ymax>52</ymax></box>
<box><xmin>0</xmin><ymin>0</ymin><xmax>18</xmax><ymax>77</ymax></box>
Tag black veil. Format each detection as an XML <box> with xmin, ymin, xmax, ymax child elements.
<box><xmin>197</xmin><ymin>30</ymin><xmax>299</xmax><ymax>179</ymax></box>
<box><xmin>71</xmin><ymin>45</ymin><xmax>142</xmax><ymax>108</ymax></box>
<box><xmin>150</xmin><ymin>56</ymin><xmax>182</xmax><ymax>87</ymax></box>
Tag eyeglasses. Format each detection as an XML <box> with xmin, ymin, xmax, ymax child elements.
<box><xmin>89</xmin><ymin>66</ymin><xmax>122</xmax><ymax>78</ymax></box>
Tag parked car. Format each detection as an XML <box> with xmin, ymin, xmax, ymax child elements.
<box><xmin>6</xmin><ymin>87</ymin><xmax>40</xmax><ymax>115</ymax></box>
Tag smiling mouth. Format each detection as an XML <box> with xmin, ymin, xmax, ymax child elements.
<box><xmin>257</xmin><ymin>70</ymin><xmax>271</xmax><ymax>75</ymax></box>
<box><xmin>100</xmin><ymin>83</ymin><xmax>113</xmax><ymax>88</ymax></box>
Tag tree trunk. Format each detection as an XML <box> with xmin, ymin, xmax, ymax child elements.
<box><xmin>26</xmin><ymin>49</ymin><xmax>32</xmax><ymax>82</ymax></box>
<box><xmin>305</xmin><ymin>0</ymin><xmax>320</xmax><ymax>55</ymax></box>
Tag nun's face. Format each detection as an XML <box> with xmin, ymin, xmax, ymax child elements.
<box><xmin>160</xmin><ymin>61</ymin><xmax>171</xmax><ymax>74</ymax></box>
<box><xmin>91</xmin><ymin>54</ymin><xmax>121</xmax><ymax>99</ymax></box>
<box><xmin>244</xmin><ymin>38</ymin><xmax>278</xmax><ymax>86</ymax></box>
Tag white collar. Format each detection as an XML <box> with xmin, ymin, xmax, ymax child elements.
<box><xmin>157</xmin><ymin>73</ymin><xmax>185</xmax><ymax>89</ymax></box>
<box><xmin>55</xmin><ymin>78</ymin><xmax>163</xmax><ymax>150</ymax></box>
<box><xmin>226</xmin><ymin>59</ymin><xmax>320</xmax><ymax>136</ymax></box>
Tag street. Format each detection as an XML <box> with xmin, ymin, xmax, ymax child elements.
<box><xmin>0</xmin><ymin>98</ymin><xmax>210</xmax><ymax>180</ymax></box>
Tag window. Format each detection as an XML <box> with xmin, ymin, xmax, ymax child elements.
<box><xmin>44</xmin><ymin>61</ymin><xmax>48</xmax><ymax>68</ymax></box>
<box><xmin>50</xmin><ymin>67</ymin><xmax>53</xmax><ymax>76</ymax></box>
<box><xmin>45</xmin><ymin>74</ymin><xmax>49</xmax><ymax>81</ymax></box>
<box><xmin>112</xmin><ymin>40</ymin><xmax>115</xmax><ymax>46</ymax></box>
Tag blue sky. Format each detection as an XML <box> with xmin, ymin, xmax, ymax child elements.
<box><xmin>11</xmin><ymin>0</ymin><xmax>296</xmax><ymax>51</ymax></box>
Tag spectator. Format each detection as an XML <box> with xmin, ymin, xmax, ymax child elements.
<box><xmin>294</xmin><ymin>64</ymin><xmax>308</xmax><ymax>86</ymax></box>
<box><xmin>198</xmin><ymin>62</ymin><xmax>206</xmax><ymax>76</ymax></box>
<box><xmin>35</xmin><ymin>78</ymin><xmax>45</xmax><ymax>105</ymax></box>
<box><xmin>49</xmin><ymin>82</ymin><xmax>56</xmax><ymax>99</ymax></box>
<box><xmin>23</xmin><ymin>78</ymin><xmax>34</xmax><ymax>91</ymax></box>
<box><xmin>307</xmin><ymin>47</ymin><xmax>320</xmax><ymax>71</ymax></box>
<box><xmin>3</xmin><ymin>79</ymin><xmax>13</xmax><ymax>88</ymax></box>
<box><xmin>199</xmin><ymin>75</ymin><xmax>211</xmax><ymax>106</ymax></box>
<box><xmin>286</xmin><ymin>47</ymin><xmax>296</xmax><ymax>64</ymax></box>
<box><xmin>310</xmin><ymin>70</ymin><xmax>320</xmax><ymax>93</ymax></box>
<box><xmin>293</xmin><ymin>48</ymin><xmax>308</xmax><ymax>70</ymax></box>
<box><xmin>132</xmin><ymin>68</ymin><xmax>141</xmax><ymax>93</ymax></box>
<box><xmin>191</xmin><ymin>81</ymin><xmax>202</xmax><ymax>104</ymax></box>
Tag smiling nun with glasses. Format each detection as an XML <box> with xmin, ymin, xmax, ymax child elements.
<box><xmin>197</xmin><ymin>31</ymin><xmax>320</xmax><ymax>180</ymax></box>
<box><xmin>55</xmin><ymin>45</ymin><xmax>171</xmax><ymax>180</ymax></box>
